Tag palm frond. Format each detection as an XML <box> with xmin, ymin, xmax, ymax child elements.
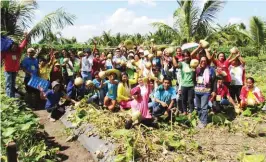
<box><xmin>194</xmin><ymin>0</ymin><xmax>225</xmax><ymax>37</ymax></box>
<box><xmin>29</xmin><ymin>7</ymin><xmax>76</xmax><ymax>40</ymax></box>
<box><xmin>151</xmin><ymin>22</ymin><xmax>181</xmax><ymax>39</ymax></box>
<box><xmin>250</xmin><ymin>16</ymin><xmax>265</xmax><ymax>47</ymax></box>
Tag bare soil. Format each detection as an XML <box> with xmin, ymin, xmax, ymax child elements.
<box><xmin>34</xmin><ymin>110</ymin><xmax>95</xmax><ymax>162</ymax></box>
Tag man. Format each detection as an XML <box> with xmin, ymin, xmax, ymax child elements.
<box><xmin>153</xmin><ymin>77</ymin><xmax>177</xmax><ymax>118</ymax></box>
<box><xmin>81</xmin><ymin>48</ymin><xmax>94</xmax><ymax>81</ymax></box>
<box><xmin>112</xmin><ymin>48</ymin><xmax>127</xmax><ymax>71</ymax></box>
<box><xmin>21</xmin><ymin>48</ymin><xmax>39</xmax><ymax>108</ymax></box>
<box><xmin>1</xmin><ymin>33</ymin><xmax>29</xmax><ymax>97</ymax></box>
<box><xmin>67</xmin><ymin>77</ymin><xmax>86</xmax><ymax>101</ymax></box>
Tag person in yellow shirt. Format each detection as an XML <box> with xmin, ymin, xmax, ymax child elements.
<box><xmin>39</xmin><ymin>53</ymin><xmax>55</xmax><ymax>81</ymax></box>
<box><xmin>117</xmin><ymin>72</ymin><xmax>138</xmax><ymax>109</ymax></box>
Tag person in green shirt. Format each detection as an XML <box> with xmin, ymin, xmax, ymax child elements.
<box><xmin>173</xmin><ymin>50</ymin><xmax>196</xmax><ymax>115</ymax></box>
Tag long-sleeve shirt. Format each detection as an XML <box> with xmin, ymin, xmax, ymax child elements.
<box><xmin>1</xmin><ymin>39</ymin><xmax>27</xmax><ymax>72</ymax></box>
<box><xmin>117</xmin><ymin>78</ymin><xmax>138</xmax><ymax>102</ymax></box>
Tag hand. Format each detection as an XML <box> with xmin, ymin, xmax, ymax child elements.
<box><xmin>211</xmin><ymin>92</ymin><xmax>216</xmax><ymax>97</ymax></box>
<box><xmin>38</xmin><ymin>86</ymin><xmax>44</xmax><ymax>92</ymax></box>
<box><xmin>161</xmin><ymin>102</ymin><xmax>168</xmax><ymax>108</ymax></box>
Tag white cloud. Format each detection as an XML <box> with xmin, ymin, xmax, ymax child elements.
<box><xmin>61</xmin><ymin>8</ymin><xmax>172</xmax><ymax>42</ymax></box>
<box><xmin>128</xmin><ymin>0</ymin><xmax>156</xmax><ymax>6</ymax></box>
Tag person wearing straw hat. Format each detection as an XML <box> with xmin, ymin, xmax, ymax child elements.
<box><xmin>66</xmin><ymin>77</ymin><xmax>86</xmax><ymax>102</ymax></box>
<box><xmin>81</xmin><ymin>48</ymin><xmax>94</xmax><ymax>81</ymax></box>
<box><xmin>39</xmin><ymin>81</ymin><xmax>77</xmax><ymax>122</ymax></box>
<box><xmin>101</xmin><ymin>69</ymin><xmax>120</xmax><ymax>111</ymax></box>
<box><xmin>2</xmin><ymin>32</ymin><xmax>29</xmax><ymax>98</ymax></box>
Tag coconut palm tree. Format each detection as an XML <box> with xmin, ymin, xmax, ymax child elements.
<box><xmin>1</xmin><ymin>0</ymin><xmax>76</xmax><ymax>42</ymax></box>
<box><xmin>249</xmin><ymin>16</ymin><xmax>265</xmax><ymax>48</ymax></box>
<box><xmin>152</xmin><ymin>0</ymin><xmax>225</xmax><ymax>43</ymax></box>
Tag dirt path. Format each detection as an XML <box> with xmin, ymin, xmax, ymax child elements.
<box><xmin>34</xmin><ymin>110</ymin><xmax>95</xmax><ymax>162</ymax></box>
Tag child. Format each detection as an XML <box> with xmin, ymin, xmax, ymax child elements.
<box><xmin>39</xmin><ymin>81</ymin><xmax>77</xmax><ymax>122</ymax></box>
<box><xmin>102</xmin><ymin>70</ymin><xmax>120</xmax><ymax>111</ymax></box>
<box><xmin>239</xmin><ymin>77</ymin><xmax>265</xmax><ymax>109</ymax></box>
<box><xmin>211</xmin><ymin>75</ymin><xmax>237</xmax><ymax>113</ymax></box>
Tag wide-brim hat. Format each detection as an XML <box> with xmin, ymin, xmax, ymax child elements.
<box><xmin>105</xmin><ymin>69</ymin><xmax>121</xmax><ymax>77</ymax></box>
<box><xmin>52</xmin><ymin>81</ymin><xmax>60</xmax><ymax>89</ymax></box>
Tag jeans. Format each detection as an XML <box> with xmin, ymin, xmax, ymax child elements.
<box><xmin>99</xmin><ymin>89</ymin><xmax>106</xmax><ymax>105</ymax></box>
<box><xmin>87</xmin><ymin>94</ymin><xmax>99</xmax><ymax>104</ymax></box>
<box><xmin>195</xmin><ymin>94</ymin><xmax>210</xmax><ymax>125</ymax></box>
<box><xmin>5</xmin><ymin>72</ymin><xmax>17</xmax><ymax>97</ymax></box>
<box><xmin>81</xmin><ymin>71</ymin><xmax>92</xmax><ymax>81</ymax></box>
<box><xmin>181</xmin><ymin>86</ymin><xmax>195</xmax><ymax>113</ymax></box>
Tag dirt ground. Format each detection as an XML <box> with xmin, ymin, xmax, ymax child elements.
<box><xmin>34</xmin><ymin>110</ymin><xmax>95</xmax><ymax>162</ymax></box>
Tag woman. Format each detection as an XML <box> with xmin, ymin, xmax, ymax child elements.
<box><xmin>239</xmin><ymin>77</ymin><xmax>265</xmax><ymax>109</ymax></box>
<box><xmin>211</xmin><ymin>52</ymin><xmax>239</xmax><ymax>87</ymax></box>
<box><xmin>194</xmin><ymin>56</ymin><xmax>216</xmax><ymax>128</ymax></box>
<box><xmin>117</xmin><ymin>72</ymin><xmax>138</xmax><ymax>109</ymax></box>
<box><xmin>229</xmin><ymin>53</ymin><xmax>245</xmax><ymax>103</ymax></box>
<box><xmin>173</xmin><ymin>50</ymin><xmax>195</xmax><ymax>115</ymax></box>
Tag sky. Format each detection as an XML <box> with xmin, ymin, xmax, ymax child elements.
<box><xmin>32</xmin><ymin>0</ymin><xmax>266</xmax><ymax>43</ymax></box>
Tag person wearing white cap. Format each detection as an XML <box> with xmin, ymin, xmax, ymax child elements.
<box><xmin>21</xmin><ymin>47</ymin><xmax>39</xmax><ymax>108</ymax></box>
<box><xmin>39</xmin><ymin>81</ymin><xmax>77</xmax><ymax>122</ymax></box>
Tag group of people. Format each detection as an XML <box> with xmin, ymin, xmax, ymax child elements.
<box><xmin>2</xmin><ymin>34</ymin><xmax>265</xmax><ymax>128</ymax></box>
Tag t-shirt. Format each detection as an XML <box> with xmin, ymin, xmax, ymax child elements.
<box><xmin>216</xmin><ymin>84</ymin><xmax>230</xmax><ymax>99</ymax></box>
<box><xmin>92</xmin><ymin>58</ymin><xmax>105</xmax><ymax>72</ymax></box>
<box><xmin>93</xmin><ymin>79</ymin><xmax>107</xmax><ymax>92</ymax></box>
<box><xmin>105</xmin><ymin>59</ymin><xmax>113</xmax><ymax>69</ymax></box>
<box><xmin>81</xmin><ymin>55</ymin><xmax>93</xmax><ymax>72</ymax></box>
<box><xmin>45</xmin><ymin>90</ymin><xmax>64</xmax><ymax>109</ymax></box>
<box><xmin>179</xmin><ymin>62</ymin><xmax>195</xmax><ymax>87</ymax></box>
<box><xmin>214</xmin><ymin>59</ymin><xmax>231</xmax><ymax>83</ymax></box>
<box><xmin>39</xmin><ymin>64</ymin><xmax>52</xmax><ymax>80</ymax></box>
<box><xmin>175</xmin><ymin>55</ymin><xmax>184</xmax><ymax>62</ymax></box>
<box><xmin>112</xmin><ymin>55</ymin><xmax>127</xmax><ymax>69</ymax></box>
<box><xmin>67</xmin><ymin>80</ymin><xmax>85</xmax><ymax>100</ymax></box>
<box><xmin>105</xmin><ymin>80</ymin><xmax>118</xmax><ymax>100</ymax></box>
<box><xmin>152</xmin><ymin>57</ymin><xmax>162</xmax><ymax>68</ymax></box>
<box><xmin>154</xmin><ymin>86</ymin><xmax>177</xmax><ymax>105</ymax></box>
<box><xmin>21</xmin><ymin>57</ymin><xmax>39</xmax><ymax>79</ymax></box>
<box><xmin>229</xmin><ymin>64</ymin><xmax>244</xmax><ymax>85</ymax></box>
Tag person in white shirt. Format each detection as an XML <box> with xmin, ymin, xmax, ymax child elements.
<box><xmin>229</xmin><ymin>53</ymin><xmax>245</xmax><ymax>103</ymax></box>
<box><xmin>81</xmin><ymin>48</ymin><xmax>94</xmax><ymax>81</ymax></box>
<box><xmin>112</xmin><ymin>48</ymin><xmax>127</xmax><ymax>71</ymax></box>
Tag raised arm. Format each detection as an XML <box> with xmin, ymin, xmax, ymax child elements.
<box><xmin>172</xmin><ymin>56</ymin><xmax>180</xmax><ymax>68</ymax></box>
<box><xmin>237</xmin><ymin>52</ymin><xmax>245</xmax><ymax>65</ymax></box>
<box><xmin>229</xmin><ymin>53</ymin><xmax>240</xmax><ymax>63</ymax></box>
<box><xmin>191</xmin><ymin>45</ymin><xmax>201</xmax><ymax>58</ymax></box>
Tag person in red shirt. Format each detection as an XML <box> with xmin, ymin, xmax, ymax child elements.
<box><xmin>211</xmin><ymin>75</ymin><xmax>237</xmax><ymax>113</ymax></box>
<box><xmin>175</xmin><ymin>47</ymin><xmax>184</xmax><ymax>62</ymax></box>
<box><xmin>211</xmin><ymin>52</ymin><xmax>239</xmax><ymax>87</ymax></box>
<box><xmin>1</xmin><ymin>33</ymin><xmax>29</xmax><ymax>97</ymax></box>
<box><xmin>92</xmin><ymin>53</ymin><xmax>105</xmax><ymax>78</ymax></box>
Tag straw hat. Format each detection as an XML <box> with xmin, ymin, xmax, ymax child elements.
<box><xmin>144</xmin><ymin>50</ymin><xmax>150</xmax><ymax>57</ymax></box>
<box><xmin>86</xmin><ymin>80</ymin><xmax>94</xmax><ymax>87</ymax></box>
<box><xmin>157</xmin><ymin>51</ymin><xmax>162</xmax><ymax>57</ymax></box>
<box><xmin>190</xmin><ymin>59</ymin><xmax>199</xmax><ymax>69</ymax></box>
<box><xmin>230</xmin><ymin>47</ymin><xmax>239</xmax><ymax>54</ymax></box>
<box><xmin>105</xmin><ymin>69</ymin><xmax>121</xmax><ymax>77</ymax></box>
<box><xmin>77</xmin><ymin>51</ymin><xmax>84</xmax><ymax>57</ymax></box>
<box><xmin>99</xmin><ymin>71</ymin><xmax>106</xmax><ymax>79</ymax></box>
<box><xmin>199</xmin><ymin>40</ymin><xmax>209</xmax><ymax>49</ymax></box>
<box><xmin>74</xmin><ymin>77</ymin><xmax>84</xmax><ymax>86</ymax></box>
<box><xmin>148</xmin><ymin>54</ymin><xmax>154</xmax><ymax>59</ymax></box>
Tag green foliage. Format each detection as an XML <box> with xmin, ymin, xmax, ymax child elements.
<box><xmin>0</xmin><ymin>95</ymin><xmax>59</xmax><ymax>161</ymax></box>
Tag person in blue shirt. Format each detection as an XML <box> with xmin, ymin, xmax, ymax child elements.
<box><xmin>153</xmin><ymin>77</ymin><xmax>177</xmax><ymax>118</ymax></box>
<box><xmin>102</xmin><ymin>71</ymin><xmax>119</xmax><ymax>111</ymax></box>
<box><xmin>21</xmin><ymin>48</ymin><xmax>39</xmax><ymax>108</ymax></box>
<box><xmin>67</xmin><ymin>77</ymin><xmax>86</xmax><ymax>101</ymax></box>
<box><xmin>92</xmin><ymin>71</ymin><xmax>107</xmax><ymax>106</ymax></box>
<box><xmin>39</xmin><ymin>81</ymin><xmax>77</xmax><ymax>122</ymax></box>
